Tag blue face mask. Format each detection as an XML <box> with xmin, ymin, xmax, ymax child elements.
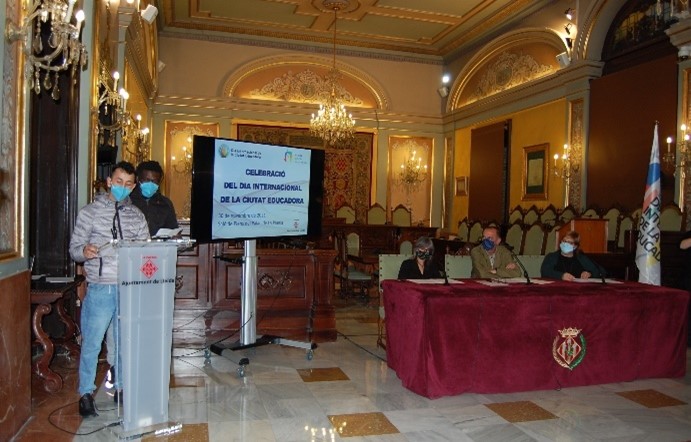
<box><xmin>140</xmin><ymin>182</ymin><xmax>159</xmax><ymax>198</ymax></box>
<box><xmin>560</xmin><ymin>242</ymin><xmax>576</xmax><ymax>254</ymax></box>
<box><xmin>111</xmin><ymin>185</ymin><xmax>132</xmax><ymax>202</ymax></box>
<box><xmin>481</xmin><ymin>237</ymin><xmax>495</xmax><ymax>251</ymax></box>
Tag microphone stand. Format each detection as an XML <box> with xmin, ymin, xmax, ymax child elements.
<box><xmin>503</xmin><ymin>244</ymin><xmax>531</xmax><ymax>284</ymax></box>
<box><xmin>583</xmin><ymin>253</ymin><xmax>607</xmax><ymax>284</ymax></box>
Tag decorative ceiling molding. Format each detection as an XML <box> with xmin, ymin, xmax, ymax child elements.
<box><xmin>448</xmin><ymin>28</ymin><xmax>565</xmax><ymax>111</ymax></box>
<box><xmin>222</xmin><ymin>55</ymin><xmax>390</xmax><ymax>110</ymax></box>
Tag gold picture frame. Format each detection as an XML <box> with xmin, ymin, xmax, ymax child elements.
<box><xmin>522</xmin><ymin>144</ymin><xmax>548</xmax><ymax>200</ymax></box>
<box><xmin>455</xmin><ymin>176</ymin><xmax>468</xmax><ymax>196</ymax></box>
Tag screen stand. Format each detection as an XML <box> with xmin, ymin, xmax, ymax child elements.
<box><xmin>208</xmin><ymin>239</ymin><xmax>316</xmax><ymax>376</ymax></box>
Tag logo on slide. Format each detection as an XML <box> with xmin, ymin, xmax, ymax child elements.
<box><xmin>218</xmin><ymin>144</ymin><xmax>230</xmax><ymax>158</ymax></box>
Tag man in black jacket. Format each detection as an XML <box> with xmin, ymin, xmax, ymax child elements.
<box><xmin>130</xmin><ymin>160</ymin><xmax>179</xmax><ymax>237</ymax></box>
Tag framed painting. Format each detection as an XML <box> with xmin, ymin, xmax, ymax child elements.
<box><xmin>455</xmin><ymin>176</ymin><xmax>468</xmax><ymax>196</ymax></box>
<box><xmin>522</xmin><ymin>144</ymin><xmax>548</xmax><ymax>200</ymax></box>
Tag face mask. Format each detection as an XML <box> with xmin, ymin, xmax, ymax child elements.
<box><xmin>560</xmin><ymin>242</ymin><xmax>576</xmax><ymax>254</ymax></box>
<box><xmin>111</xmin><ymin>185</ymin><xmax>132</xmax><ymax>202</ymax></box>
<box><xmin>415</xmin><ymin>250</ymin><xmax>431</xmax><ymax>260</ymax></box>
<box><xmin>481</xmin><ymin>237</ymin><xmax>495</xmax><ymax>251</ymax></box>
<box><xmin>140</xmin><ymin>182</ymin><xmax>159</xmax><ymax>198</ymax></box>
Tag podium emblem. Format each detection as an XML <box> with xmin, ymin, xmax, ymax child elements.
<box><xmin>552</xmin><ymin>327</ymin><xmax>586</xmax><ymax>370</ymax></box>
<box><xmin>140</xmin><ymin>257</ymin><xmax>159</xmax><ymax>278</ymax></box>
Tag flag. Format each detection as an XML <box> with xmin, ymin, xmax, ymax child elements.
<box><xmin>635</xmin><ymin>123</ymin><xmax>662</xmax><ymax>285</ymax></box>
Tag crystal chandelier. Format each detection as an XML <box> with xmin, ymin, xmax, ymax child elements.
<box><xmin>663</xmin><ymin>124</ymin><xmax>691</xmax><ymax>177</ymax></box>
<box><xmin>398</xmin><ymin>148</ymin><xmax>428</xmax><ymax>194</ymax></box>
<box><xmin>6</xmin><ymin>0</ymin><xmax>88</xmax><ymax>100</ymax></box>
<box><xmin>309</xmin><ymin>0</ymin><xmax>355</xmax><ymax>146</ymax></box>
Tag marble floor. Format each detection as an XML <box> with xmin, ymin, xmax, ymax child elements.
<box><xmin>16</xmin><ymin>300</ymin><xmax>691</xmax><ymax>441</ymax></box>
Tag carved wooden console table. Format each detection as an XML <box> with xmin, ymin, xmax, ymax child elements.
<box><xmin>30</xmin><ymin>275</ymin><xmax>84</xmax><ymax>392</ymax></box>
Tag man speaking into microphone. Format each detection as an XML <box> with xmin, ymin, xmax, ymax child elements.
<box><xmin>470</xmin><ymin>225</ymin><xmax>522</xmax><ymax>279</ymax></box>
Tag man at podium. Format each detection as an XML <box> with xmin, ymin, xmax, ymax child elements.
<box><xmin>69</xmin><ymin>161</ymin><xmax>150</xmax><ymax>417</ymax></box>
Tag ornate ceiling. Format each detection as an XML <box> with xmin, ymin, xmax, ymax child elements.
<box><xmin>156</xmin><ymin>0</ymin><xmax>555</xmax><ymax>60</ymax></box>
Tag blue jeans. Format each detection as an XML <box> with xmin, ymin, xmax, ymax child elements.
<box><xmin>78</xmin><ymin>283</ymin><xmax>122</xmax><ymax>395</ymax></box>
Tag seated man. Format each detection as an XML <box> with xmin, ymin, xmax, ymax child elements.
<box><xmin>541</xmin><ymin>230</ymin><xmax>605</xmax><ymax>280</ymax></box>
<box><xmin>398</xmin><ymin>236</ymin><xmax>442</xmax><ymax>279</ymax></box>
<box><xmin>470</xmin><ymin>225</ymin><xmax>521</xmax><ymax>278</ymax></box>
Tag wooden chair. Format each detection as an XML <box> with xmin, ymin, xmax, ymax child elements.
<box><xmin>334</xmin><ymin>232</ymin><xmax>374</xmax><ymax>303</ymax></box>
<box><xmin>468</xmin><ymin>220</ymin><xmax>484</xmax><ymax>244</ymax></box>
<box><xmin>545</xmin><ymin>224</ymin><xmax>560</xmax><ymax>253</ymax></box>
<box><xmin>508</xmin><ymin>206</ymin><xmax>524</xmax><ymax>224</ymax></box>
<box><xmin>445</xmin><ymin>255</ymin><xmax>473</xmax><ymax>279</ymax></box>
<box><xmin>582</xmin><ymin>207</ymin><xmax>601</xmax><ymax>219</ymax></box>
<box><xmin>602</xmin><ymin>206</ymin><xmax>621</xmax><ymax>248</ymax></box>
<box><xmin>457</xmin><ymin>218</ymin><xmax>469</xmax><ymax>242</ymax></box>
<box><xmin>616</xmin><ymin>214</ymin><xmax>635</xmax><ymax>251</ymax></box>
<box><xmin>391</xmin><ymin>204</ymin><xmax>412</xmax><ymax>227</ymax></box>
<box><xmin>559</xmin><ymin>205</ymin><xmax>578</xmax><ymax>223</ymax></box>
<box><xmin>540</xmin><ymin>204</ymin><xmax>558</xmax><ymax>227</ymax></box>
<box><xmin>523</xmin><ymin>205</ymin><xmax>539</xmax><ymax>225</ymax></box>
<box><xmin>521</xmin><ymin>222</ymin><xmax>546</xmax><ymax>255</ymax></box>
<box><xmin>504</xmin><ymin>222</ymin><xmax>524</xmax><ymax>253</ymax></box>
<box><xmin>398</xmin><ymin>240</ymin><xmax>413</xmax><ymax>255</ymax></box>
<box><xmin>366</xmin><ymin>202</ymin><xmax>387</xmax><ymax>225</ymax></box>
<box><xmin>377</xmin><ymin>253</ymin><xmax>412</xmax><ymax>349</ymax></box>
<box><xmin>336</xmin><ymin>204</ymin><xmax>356</xmax><ymax>224</ymax></box>
<box><xmin>660</xmin><ymin>204</ymin><xmax>684</xmax><ymax>231</ymax></box>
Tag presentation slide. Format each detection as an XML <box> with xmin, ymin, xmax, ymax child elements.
<box><xmin>212</xmin><ymin>139</ymin><xmax>312</xmax><ymax>240</ymax></box>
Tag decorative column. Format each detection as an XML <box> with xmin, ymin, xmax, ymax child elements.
<box><xmin>666</xmin><ymin>17</ymin><xmax>691</xmax><ymax>226</ymax></box>
<box><xmin>567</xmin><ymin>99</ymin><xmax>585</xmax><ymax>210</ymax></box>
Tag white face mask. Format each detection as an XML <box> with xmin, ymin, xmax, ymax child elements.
<box><xmin>560</xmin><ymin>242</ymin><xmax>576</xmax><ymax>254</ymax></box>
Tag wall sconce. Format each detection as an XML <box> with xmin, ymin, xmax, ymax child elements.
<box><xmin>95</xmin><ymin>69</ymin><xmax>128</xmax><ymax>147</ymax></box>
<box><xmin>123</xmin><ymin>114</ymin><xmax>150</xmax><ymax>165</ymax></box>
<box><xmin>553</xmin><ymin>144</ymin><xmax>572</xmax><ymax>179</ymax></box>
<box><xmin>564</xmin><ymin>8</ymin><xmax>575</xmax><ymax>21</ymax></box>
<box><xmin>662</xmin><ymin>124</ymin><xmax>691</xmax><ymax>176</ymax></box>
<box><xmin>5</xmin><ymin>0</ymin><xmax>89</xmax><ymax>100</ymax></box>
<box><xmin>565</xmin><ymin>37</ymin><xmax>573</xmax><ymax>49</ymax></box>
<box><xmin>564</xmin><ymin>23</ymin><xmax>573</xmax><ymax>35</ymax></box>
<box><xmin>437</xmin><ymin>86</ymin><xmax>449</xmax><ymax>98</ymax></box>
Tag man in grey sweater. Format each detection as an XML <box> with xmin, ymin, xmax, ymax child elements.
<box><xmin>69</xmin><ymin>161</ymin><xmax>149</xmax><ymax>417</ymax></box>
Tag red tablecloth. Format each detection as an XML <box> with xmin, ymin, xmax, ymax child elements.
<box><xmin>383</xmin><ymin>279</ymin><xmax>689</xmax><ymax>398</ymax></box>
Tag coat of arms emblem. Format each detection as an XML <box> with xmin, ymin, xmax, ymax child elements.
<box><xmin>552</xmin><ymin>327</ymin><xmax>586</xmax><ymax>370</ymax></box>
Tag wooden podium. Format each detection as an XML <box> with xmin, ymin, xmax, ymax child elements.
<box><xmin>556</xmin><ymin>219</ymin><xmax>608</xmax><ymax>253</ymax></box>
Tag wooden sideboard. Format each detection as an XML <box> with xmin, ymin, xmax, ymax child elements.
<box><xmin>314</xmin><ymin>223</ymin><xmax>438</xmax><ymax>256</ymax></box>
<box><xmin>173</xmin><ymin>242</ymin><xmax>337</xmax><ymax>345</ymax></box>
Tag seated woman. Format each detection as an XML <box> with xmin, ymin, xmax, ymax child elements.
<box><xmin>398</xmin><ymin>236</ymin><xmax>442</xmax><ymax>279</ymax></box>
<box><xmin>541</xmin><ymin>230</ymin><xmax>605</xmax><ymax>281</ymax></box>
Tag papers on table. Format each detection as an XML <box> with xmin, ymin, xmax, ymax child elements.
<box><xmin>407</xmin><ymin>278</ymin><xmax>464</xmax><ymax>284</ymax></box>
<box><xmin>45</xmin><ymin>276</ymin><xmax>75</xmax><ymax>283</ymax></box>
<box><xmin>153</xmin><ymin>227</ymin><xmax>183</xmax><ymax>239</ymax></box>
<box><xmin>572</xmin><ymin>278</ymin><xmax>623</xmax><ymax>284</ymax></box>
<box><xmin>475</xmin><ymin>277</ymin><xmax>553</xmax><ymax>286</ymax></box>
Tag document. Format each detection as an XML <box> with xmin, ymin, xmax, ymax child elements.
<box><xmin>572</xmin><ymin>278</ymin><xmax>623</xmax><ymax>284</ymax></box>
<box><xmin>153</xmin><ymin>227</ymin><xmax>183</xmax><ymax>239</ymax></box>
<box><xmin>407</xmin><ymin>278</ymin><xmax>464</xmax><ymax>284</ymax></box>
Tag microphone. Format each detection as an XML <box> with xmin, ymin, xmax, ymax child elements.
<box><xmin>502</xmin><ymin>243</ymin><xmax>531</xmax><ymax>284</ymax></box>
<box><xmin>582</xmin><ymin>253</ymin><xmax>607</xmax><ymax>284</ymax></box>
<box><xmin>440</xmin><ymin>269</ymin><xmax>450</xmax><ymax>285</ymax></box>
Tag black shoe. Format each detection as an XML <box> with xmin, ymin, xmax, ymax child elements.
<box><xmin>114</xmin><ymin>390</ymin><xmax>123</xmax><ymax>404</ymax></box>
<box><xmin>79</xmin><ymin>393</ymin><xmax>98</xmax><ymax>417</ymax></box>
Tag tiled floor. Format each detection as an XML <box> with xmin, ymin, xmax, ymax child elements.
<box><xmin>16</xmin><ymin>300</ymin><xmax>691</xmax><ymax>441</ymax></box>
